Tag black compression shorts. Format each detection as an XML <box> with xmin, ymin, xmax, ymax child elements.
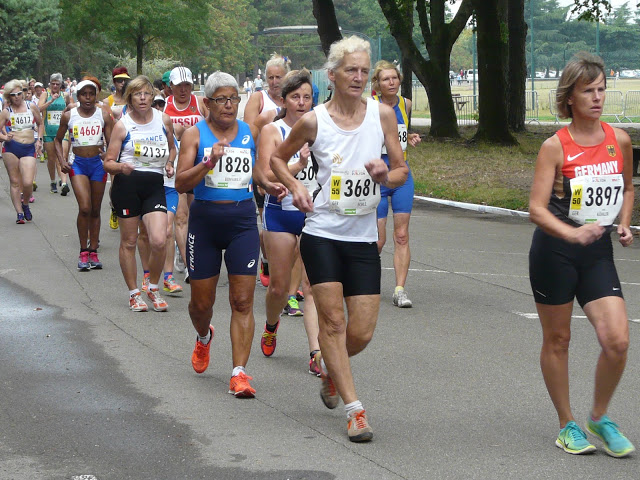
<box><xmin>529</xmin><ymin>227</ymin><xmax>623</xmax><ymax>307</ymax></box>
<box><xmin>111</xmin><ymin>170</ymin><xmax>167</xmax><ymax>218</ymax></box>
<box><xmin>300</xmin><ymin>232</ymin><xmax>380</xmax><ymax>297</ymax></box>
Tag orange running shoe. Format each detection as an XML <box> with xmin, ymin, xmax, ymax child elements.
<box><xmin>228</xmin><ymin>371</ymin><xmax>256</xmax><ymax>398</ymax></box>
<box><xmin>163</xmin><ymin>275</ymin><xmax>183</xmax><ymax>296</ymax></box>
<box><xmin>347</xmin><ymin>409</ymin><xmax>373</xmax><ymax>442</ymax></box>
<box><xmin>129</xmin><ymin>292</ymin><xmax>148</xmax><ymax>312</ymax></box>
<box><xmin>260</xmin><ymin>321</ymin><xmax>279</xmax><ymax>357</ymax></box>
<box><xmin>147</xmin><ymin>288</ymin><xmax>168</xmax><ymax>312</ymax></box>
<box><xmin>141</xmin><ymin>272</ymin><xmax>150</xmax><ymax>292</ymax></box>
<box><xmin>314</xmin><ymin>352</ymin><xmax>339</xmax><ymax>409</ymax></box>
<box><xmin>191</xmin><ymin>325</ymin><xmax>214</xmax><ymax>374</ymax></box>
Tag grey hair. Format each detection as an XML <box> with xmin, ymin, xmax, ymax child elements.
<box><xmin>50</xmin><ymin>72</ymin><xmax>63</xmax><ymax>83</ymax></box>
<box><xmin>204</xmin><ymin>71</ymin><xmax>238</xmax><ymax>98</ymax></box>
<box><xmin>324</xmin><ymin>35</ymin><xmax>371</xmax><ymax>73</ymax></box>
<box><xmin>265</xmin><ymin>53</ymin><xmax>290</xmax><ymax>75</ymax></box>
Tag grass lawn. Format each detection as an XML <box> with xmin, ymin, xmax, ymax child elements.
<box><xmin>408</xmin><ymin>124</ymin><xmax>640</xmax><ymax>227</ymax></box>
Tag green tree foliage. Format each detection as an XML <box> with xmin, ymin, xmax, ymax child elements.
<box><xmin>59</xmin><ymin>0</ymin><xmax>210</xmax><ymax>75</ymax></box>
<box><xmin>0</xmin><ymin>0</ymin><xmax>60</xmax><ymax>80</ymax></box>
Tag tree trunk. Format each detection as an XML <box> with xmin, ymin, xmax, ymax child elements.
<box><xmin>136</xmin><ymin>32</ymin><xmax>144</xmax><ymax>75</ymax></box>
<box><xmin>379</xmin><ymin>0</ymin><xmax>472</xmax><ymax>138</ymax></box>
<box><xmin>471</xmin><ymin>0</ymin><xmax>517</xmax><ymax>144</ymax></box>
<box><xmin>400</xmin><ymin>0</ymin><xmax>413</xmax><ymax>107</ymax></box>
<box><xmin>312</xmin><ymin>0</ymin><xmax>342</xmax><ymax>56</ymax></box>
<box><xmin>135</xmin><ymin>19</ymin><xmax>145</xmax><ymax>75</ymax></box>
<box><xmin>507</xmin><ymin>0</ymin><xmax>527</xmax><ymax>132</ymax></box>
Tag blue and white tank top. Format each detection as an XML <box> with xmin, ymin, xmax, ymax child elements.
<box><xmin>194</xmin><ymin>120</ymin><xmax>256</xmax><ymax>202</ymax></box>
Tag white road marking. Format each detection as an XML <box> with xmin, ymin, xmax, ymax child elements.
<box><xmin>381</xmin><ymin>267</ymin><xmax>639</xmax><ymax>286</ymax></box>
<box><xmin>513</xmin><ymin>311</ymin><xmax>640</xmax><ymax>323</ymax></box>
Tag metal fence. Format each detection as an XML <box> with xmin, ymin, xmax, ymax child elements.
<box><xmin>526</xmin><ymin>90</ymin><xmax>539</xmax><ymax>123</ymax></box>
<box><xmin>452</xmin><ymin>94</ymin><xmax>477</xmax><ymax>125</ymax></box>
<box><xmin>550</xmin><ymin>89</ymin><xmax>625</xmax><ymax>123</ymax></box>
<box><xmin>622</xmin><ymin>90</ymin><xmax>640</xmax><ymax>122</ymax></box>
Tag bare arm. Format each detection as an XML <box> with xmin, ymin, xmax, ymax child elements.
<box><xmin>163</xmin><ymin>113</ymin><xmax>177</xmax><ymax>178</ymax></box>
<box><xmin>373</xmin><ymin>103</ymin><xmax>408</xmax><ymax>187</ymax></box>
<box><xmin>529</xmin><ymin>135</ymin><xmax>605</xmax><ymax>246</ymax></box>
<box><xmin>103</xmin><ymin>121</ymin><xmax>135</xmax><ymax>175</ymax></box>
<box><xmin>270</xmin><ymin>111</ymin><xmax>317</xmax><ymax>212</ymax></box>
<box><xmin>613</xmin><ymin>127</ymin><xmax>635</xmax><ymax>247</ymax></box>
<box><xmin>175</xmin><ymin>126</ymin><xmax>230</xmax><ymax>193</ymax></box>
<box><xmin>405</xmin><ymin>98</ymin><xmax>421</xmax><ymax>147</ymax></box>
<box><xmin>242</xmin><ymin>91</ymin><xmax>263</xmax><ymax>126</ymax></box>
<box><xmin>54</xmin><ymin>112</ymin><xmax>71</xmax><ymax>172</ymax></box>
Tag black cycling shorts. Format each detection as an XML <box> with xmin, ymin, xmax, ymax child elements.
<box><xmin>187</xmin><ymin>199</ymin><xmax>259</xmax><ymax>280</ymax></box>
<box><xmin>111</xmin><ymin>170</ymin><xmax>167</xmax><ymax>218</ymax></box>
<box><xmin>529</xmin><ymin>227</ymin><xmax>623</xmax><ymax>307</ymax></box>
<box><xmin>300</xmin><ymin>232</ymin><xmax>380</xmax><ymax>297</ymax></box>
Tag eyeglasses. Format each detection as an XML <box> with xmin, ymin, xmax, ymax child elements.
<box><xmin>208</xmin><ymin>96</ymin><xmax>241</xmax><ymax>105</ymax></box>
<box><xmin>22</xmin><ymin>88</ymin><xmax>28</xmax><ymax>92</ymax></box>
<box><xmin>133</xmin><ymin>91</ymin><xmax>153</xmax><ymax>98</ymax></box>
<box><xmin>9</xmin><ymin>91</ymin><xmax>23</xmax><ymax>97</ymax></box>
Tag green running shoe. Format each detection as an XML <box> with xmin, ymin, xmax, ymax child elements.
<box><xmin>587</xmin><ymin>415</ymin><xmax>635</xmax><ymax>458</ymax></box>
<box><xmin>555</xmin><ymin>421</ymin><xmax>596</xmax><ymax>455</ymax></box>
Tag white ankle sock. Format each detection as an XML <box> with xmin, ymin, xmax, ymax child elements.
<box><xmin>198</xmin><ymin>329</ymin><xmax>211</xmax><ymax>345</ymax></box>
<box><xmin>232</xmin><ymin>365</ymin><xmax>246</xmax><ymax>377</ymax></box>
<box><xmin>345</xmin><ymin>400</ymin><xmax>363</xmax><ymax>418</ymax></box>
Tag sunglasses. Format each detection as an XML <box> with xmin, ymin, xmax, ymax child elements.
<box><xmin>10</xmin><ymin>91</ymin><xmax>23</xmax><ymax>97</ymax></box>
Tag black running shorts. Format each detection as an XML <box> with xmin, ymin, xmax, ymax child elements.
<box><xmin>300</xmin><ymin>232</ymin><xmax>380</xmax><ymax>297</ymax></box>
<box><xmin>529</xmin><ymin>227</ymin><xmax>623</xmax><ymax>307</ymax></box>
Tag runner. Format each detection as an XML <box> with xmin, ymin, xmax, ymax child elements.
<box><xmin>164</xmin><ymin>66</ymin><xmax>207</xmax><ymax>285</ymax></box>
<box><xmin>270</xmin><ymin>36</ymin><xmax>408</xmax><ymax>442</ymax></box>
<box><xmin>0</xmin><ymin>79</ymin><xmax>42</xmax><ymax>224</ymax></box>
<box><xmin>255</xmin><ymin>69</ymin><xmax>321</xmax><ymax>373</ymax></box>
<box><xmin>55</xmin><ymin>77</ymin><xmax>113</xmax><ymax>271</ymax></box>
<box><xmin>529</xmin><ymin>53</ymin><xmax>635</xmax><ymax>457</ymax></box>
<box><xmin>105</xmin><ymin>67</ymin><xmax>131</xmax><ymax>230</ymax></box>
<box><xmin>103</xmin><ymin>76</ymin><xmax>176</xmax><ymax>312</ymax></box>
<box><xmin>244</xmin><ymin>53</ymin><xmax>290</xmax><ymax>287</ymax></box>
<box><xmin>38</xmin><ymin>73</ymin><xmax>70</xmax><ymax>195</ymax></box>
<box><xmin>106</xmin><ymin>67</ymin><xmax>130</xmax><ymax>121</ymax></box>
<box><xmin>371</xmin><ymin>60</ymin><xmax>422</xmax><ymax>308</ymax></box>
<box><xmin>138</xmin><ymin>93</ymin><xmax>183</xmax><ymax>296</ymax></box>
<box><xmin>176</xmin><ymin>71</ymin><xmax>281</xmax><ymax>398</ymax></box>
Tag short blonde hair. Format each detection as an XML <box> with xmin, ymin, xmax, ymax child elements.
<box><xmin>371</xmin><ymin>60</ymin><xmax>403</xmax><ymax>91</ymax></box>
<box><xmin>324</xmin><ymin>35</ymin><xmax>371</xmax><ymax>73</ymax></box>
<box><xmin>556</xmin><ymin>52</ymin><xmax>606</xmax><ymax>119</ymax></box>
<box><xmin>124</xmin><ymin>75</ymin><xmax>154</xmax><ymax>108</ymax></box>
<box><xmin>3</xmin><ymin>79</ymin><xmax>23</xmax><ymax>103</ymax></box>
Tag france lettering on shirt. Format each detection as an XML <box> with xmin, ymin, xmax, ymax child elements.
<box><xmin>141</xmin><ymin>134</ymin><xmax>166</xmax><ymax>142</ymax></box>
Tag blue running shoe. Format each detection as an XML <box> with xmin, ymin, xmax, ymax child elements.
<box><xmin>587</xmin><ymin>415</ymin><xmax>635</xmax><ymax>458</ymax></box>
<box><xmin>555</xmin><ymin>421</ymin><xmax>596</xmax><ymax>455</ymax></box>
<box><xmin>22</xmin><ymin>204</ymin><xmax>32</xmax><ymax>221</ymax></box>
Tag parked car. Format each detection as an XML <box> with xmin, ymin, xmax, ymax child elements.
<box><xmin>620</xmin><ymin>69</ymin><xmax>635</xmax><ymax>78</ymax></box>
<box><xmin>465</xmin><ymin>69</ymin><xmax>478</xmax><ymax>82</ymax></box>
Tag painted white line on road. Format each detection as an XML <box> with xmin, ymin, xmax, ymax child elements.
<box><xmin>72</xmin><ymin>476</ymin><xmax>98</xmax><ymax>480</ymax></box>
<box><xmin>414</xmin><ymin>195</ymin><xmax>640</xmax><ymax>231</ymax></box>
<box><xmin>513</xmin><ymin>311</ymin><xmax>640</xmax><ymax>323</ymax></box>
<box><xmin>0</xmin><ymin>268</ymin><xmax>16</xmax><ymax>275</ymax></box>
<box><xmin>382</xmin><ymin>267</ymin><xmax>639</xmax><ymax>287</ymax></box>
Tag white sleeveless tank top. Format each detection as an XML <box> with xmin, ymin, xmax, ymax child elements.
<box><xmin>304</xmin><ymin>98</ymin><xmax>384</xmax><ymax>242</ymax></box>
<box><xmin>118</xmin><ymin>109</ymin><xmax>169</xmax><ymax>175</ymax></box>
<box><xmin>68</xmin><ymin>107</ymin><xmax>104</xmax><ymax>147</ymax></box>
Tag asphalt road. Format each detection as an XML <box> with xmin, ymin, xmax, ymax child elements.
<box><xmin>0</xmin><ymin>158</ymin><xmax>639</xmax><ymax>480</ymax></box>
